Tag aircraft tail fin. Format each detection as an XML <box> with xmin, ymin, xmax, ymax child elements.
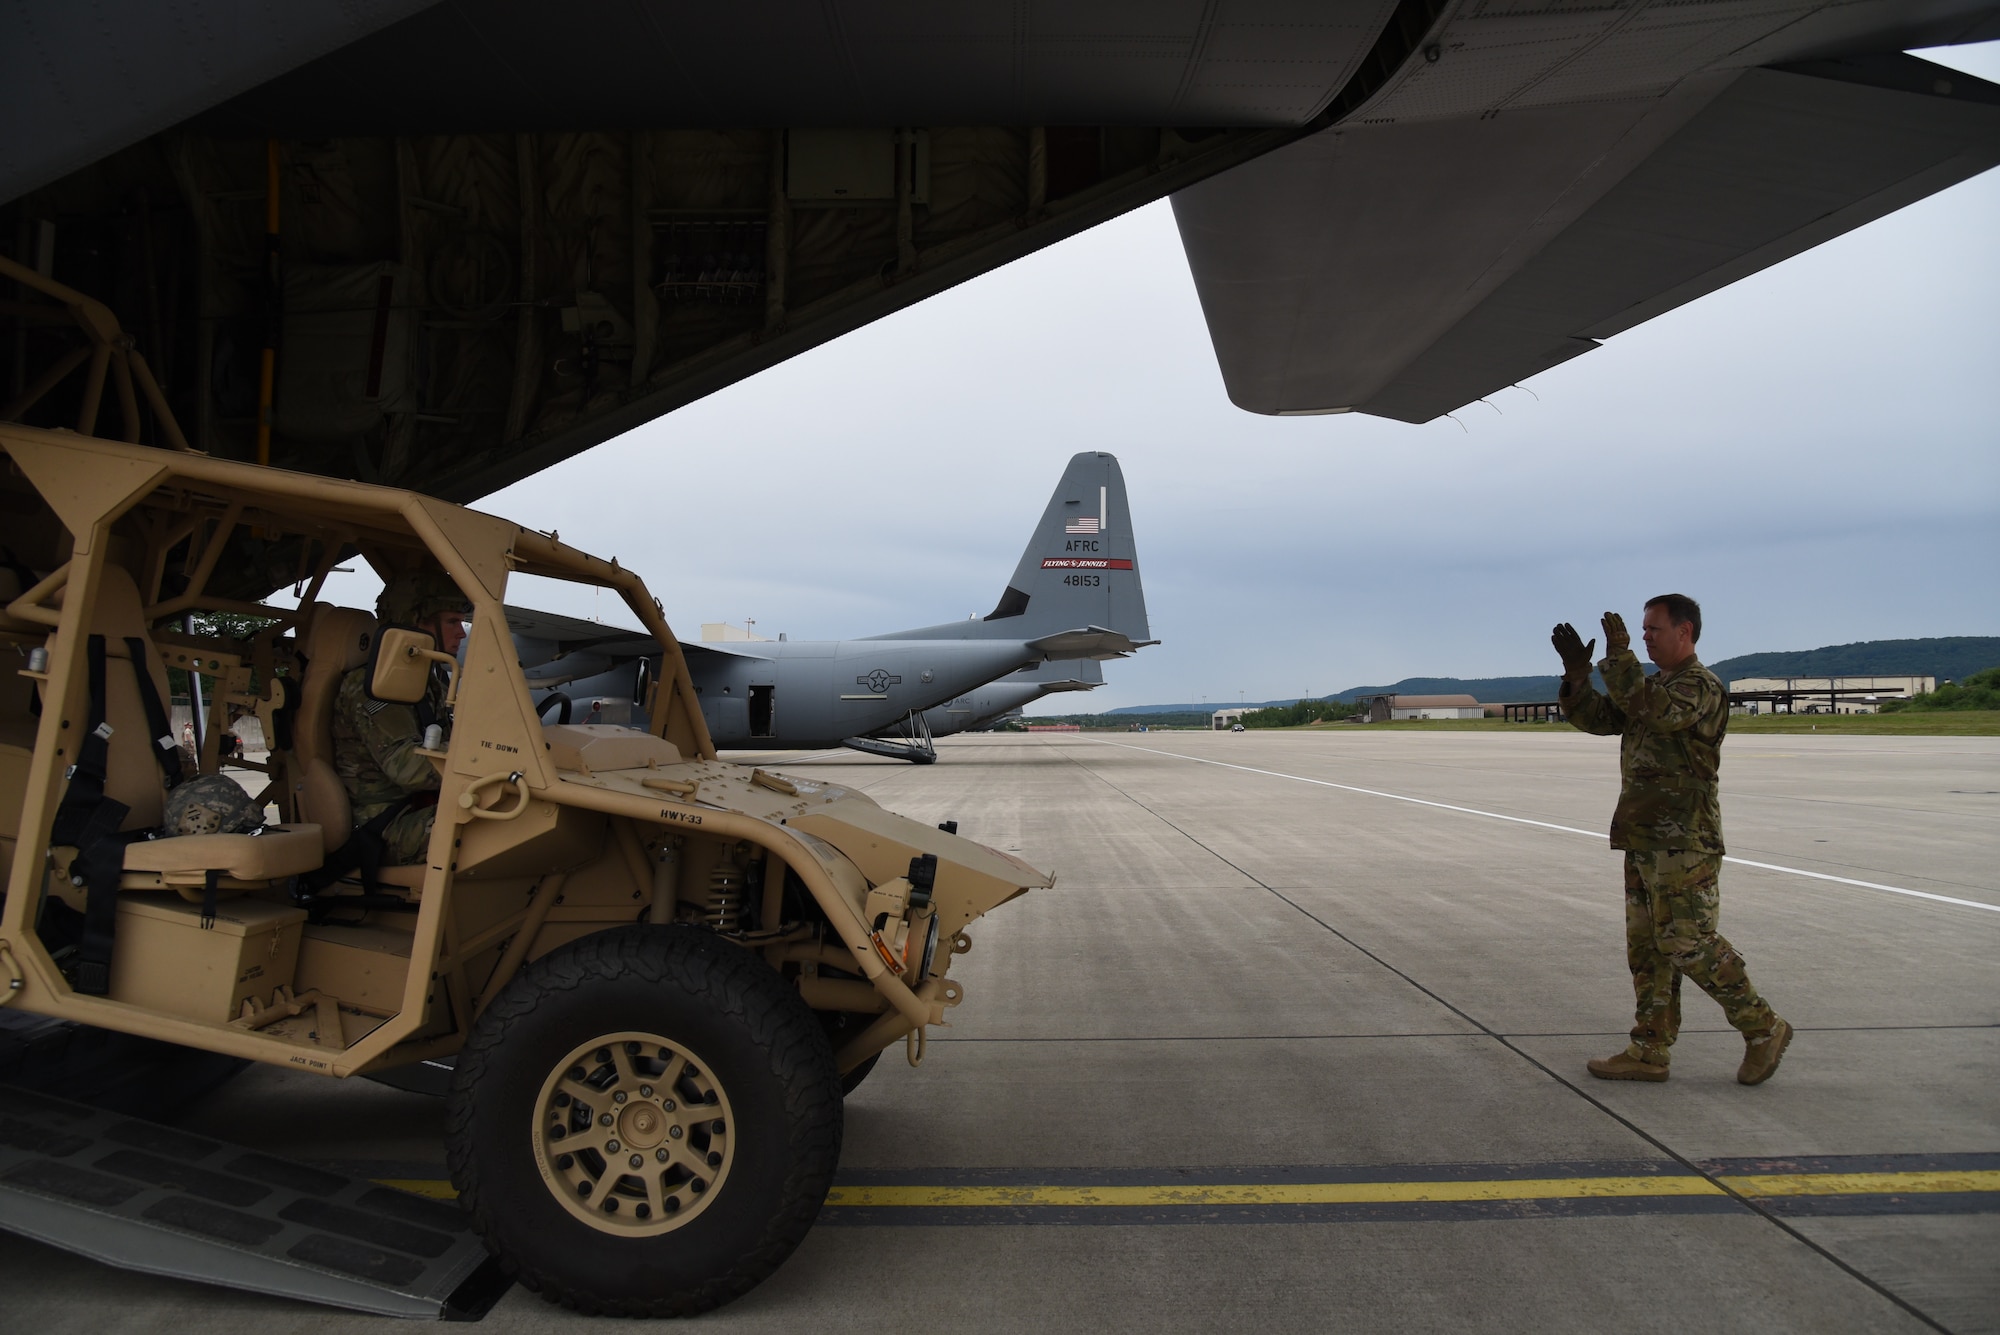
<box><xmin>977</xmin><ymin>451</ymin><xmax>1151</xmax><ymax>652</ymax></box>
<box><xmin>872</xmin><ymin>451</ymin><xmax>1153</xmax><ymax>651</ymax></box>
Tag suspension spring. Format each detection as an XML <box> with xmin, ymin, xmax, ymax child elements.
<box><xmin>704</xmin><ymin>858</ymin><xmax>743</xmax><ymax>932</ymax></box>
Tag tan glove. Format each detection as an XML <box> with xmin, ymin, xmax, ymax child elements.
<box><xmin>1601</xmin><ymin>612</ymin><xmax>1630</xmax><ymax>657</ymax></box>
<box><xmin>1551</xmin><ymin>623</ymin><xmax>1595</xmax><ymax>682</ymax></box>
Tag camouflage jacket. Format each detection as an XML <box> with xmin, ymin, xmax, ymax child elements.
<box><xmin>1561</xmin><ymin>651</ymin><xmax>1726</xmax><ymax>854</ymax></box>
<box><xmin>331</xmin><ymin>664</ymin><xmax>449</xmax><ymax>826</ymax></box>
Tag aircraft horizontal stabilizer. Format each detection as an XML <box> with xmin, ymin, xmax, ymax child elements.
<box><xmin>1026</xmin><ymin>627</ymin><xmax>1160</xmax><ymax>659</ymax></box>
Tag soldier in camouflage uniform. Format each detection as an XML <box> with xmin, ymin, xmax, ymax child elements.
<box><xmin>1556</xmin><ymin>593</ymin><xmax>1792</xmax><ymax>1086</ymax></box>
<box><xmin>331</xmin><ymin>569</ymin><xmax>470</xmax><ymax>865</ymax></box>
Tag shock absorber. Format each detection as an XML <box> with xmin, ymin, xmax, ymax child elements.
<box><xmin>704</xmin><ymin>851</ymin><xmax>744</xmax><ymax>932</ymax></box>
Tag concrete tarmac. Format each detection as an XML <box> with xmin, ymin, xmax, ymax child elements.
<box><xmin>3</xmin><ymin>729</ymin><xmax>1994</xmax><ymax>1332</ymax></box>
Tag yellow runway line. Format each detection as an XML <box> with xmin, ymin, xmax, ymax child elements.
<box><xmin>1722</xmin><ymin>1170</ymin><xmax>2000</xmax><ymax>1198</ymax></box>
<box><xmin>826</xmin><ymin>1177</ymin><xmax>1725</xmax><ymax>1208</ymax></box>
<box><xmin>372</xmin><ymin>1170</ymin><xmax>2000</xmax><ymax>1208</ymax></box>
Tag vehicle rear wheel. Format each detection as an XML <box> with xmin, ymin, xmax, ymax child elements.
<box><xmin>445</xmin><ymin>925</ymin><xmax>841</xmax><ymax>1316</ymax></box>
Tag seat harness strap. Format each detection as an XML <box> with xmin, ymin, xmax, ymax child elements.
<box><xmin>49</xmin><ymin>635</ymin><xmax>146</xmax><ymax>995</ymax></box>
<box><xmin>124</xmin><ymin>636</ymin><xmax>186</xmax><ymax>791</ymax></box>
<box><xmin>49</xmin><ymin>635</ymin><xmax>112</xmax><ymax>847</ymax></box>
<box><xmin>49</xmin><ymin>635</ymin><xmax>201</xmax><ymax>992</ymax></box>
<box><xmin>302</xmin><ymin>791</ymin><xmax>433</xmax><ymax>905</ymax></box>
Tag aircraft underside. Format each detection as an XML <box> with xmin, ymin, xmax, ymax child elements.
<box><xmin>3</xmin><ymin>0</ymin><xmax>1996</xmax><ymax>506</ymax></box>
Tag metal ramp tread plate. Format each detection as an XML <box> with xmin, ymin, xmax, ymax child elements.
<box><xmin>0</xmin><ymin>1084</ymin><xmax>510</xmax><ymax>1320</ymax></box>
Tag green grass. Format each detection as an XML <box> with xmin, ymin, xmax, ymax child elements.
<box><xmin>1081</xmin><ymin>711</ymin><xmax>2000</xmax><ymax>737</ymax></box>
<box><xmin>1723</xmin><ymin>710</ymin><xmax>2000</xmax><ymax>736</ymax></box>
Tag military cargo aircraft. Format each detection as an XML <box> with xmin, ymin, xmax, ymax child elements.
<box><xmin>7</xmin><ymin>4</ymin><xmax>1995</xmax><ymax>504</ymax></box>
<box><xmin>509</xmin><ymin>452</ymin><xmax>1150</xmax><ymax>761</ymax></box>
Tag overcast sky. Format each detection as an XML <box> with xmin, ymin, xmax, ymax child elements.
<box><xmin>477</xmin><ymin>43</ymin><xmax>1999</xmax><ymax>712</ymax></box>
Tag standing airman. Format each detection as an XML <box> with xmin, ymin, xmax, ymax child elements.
<box><xmin>1555</xmin><ymin>594</ymin><xmax>1791</xmax><ymax>1085</ymax></box>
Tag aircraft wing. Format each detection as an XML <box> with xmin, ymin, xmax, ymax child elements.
<box><xmin>503</xmin><ymin>604</ymin><xmax>655</xmax><ymax>654</ymax></box>
<box><xmin>502</xmin><ymin>603</ymin><xmax>771</xmax><ymax>670</ymax></box>
<box><xmin>679</xmin><ymin>641</ymin><xmax>775</xmax><ymax>665</ymax></box>
<box><xmin>1173</xmin><ymin>53</ymin><xmax>2000</xmax><ymax>422</ymax></box>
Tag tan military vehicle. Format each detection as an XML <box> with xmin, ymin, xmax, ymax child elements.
<box><xmin>0</xmin><ymin>262</ymin><xmax>1047</xmax><ymax>1316</ymax></box>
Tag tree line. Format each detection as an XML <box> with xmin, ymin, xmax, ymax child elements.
<box><xmin>1878</xmin><ymin>666</ymin><xmax>2000</xmax><ymax>713</ymax></box>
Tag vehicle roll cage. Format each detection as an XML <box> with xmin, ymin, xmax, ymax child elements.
<box><xmin>5</xmin><ymin>423</ymin><xmax>958</xmax><ymax>1075</ymax></box>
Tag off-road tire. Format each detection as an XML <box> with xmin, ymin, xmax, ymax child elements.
<box><xmin>445</xmin><ymin>924</ymin><xmax>842</xmax><ymax>1317</ymax></box>
<box><xmin>840</xmin><ymin>1052</ymin><xmax>881</xmax><ymax>1096</ymax></box>
<box><xmin>818</xmin><ymin>1009</ymin><xmax>883</xmax><ymax>1096</ymax></box>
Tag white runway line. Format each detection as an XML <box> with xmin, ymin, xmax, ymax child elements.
<box><xmin>1080</xmin><ymin>739</ymin><xmax>2000</xmax><ymax>915</ymax></box>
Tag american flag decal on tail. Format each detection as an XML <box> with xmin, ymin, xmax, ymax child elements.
<box><xmin>1065</xmin><ymin>486</ymin><xmax>1110</xmax><ymax>535</ymax></box>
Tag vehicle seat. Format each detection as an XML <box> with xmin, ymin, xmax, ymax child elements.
<box><xmin>43</xmin><ymin>565</ymin><xmax>322</xmax><ymax>890</ymax></box>
<box><xmin>295</xmin><ymin>603</ymin><xmax>426</xmax><ymax>889</ymax></box>
<box><xmin>296</xmin><ymin>602</ymin><xmax>374</xmax><ymax>855</ymax></box>
<box><xmin>0</xmin><ymin>556</ymin><xmax>41</xmax><ymax>638</ymax></box>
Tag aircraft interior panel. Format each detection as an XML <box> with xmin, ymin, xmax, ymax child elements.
<box><xmin>4</xmin><ymin>0</ymin><xmax>1999</xmax><ymax>482</ymax></box>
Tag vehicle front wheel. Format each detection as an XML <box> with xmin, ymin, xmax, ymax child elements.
<box><xmin>818</xmin><ymin>1009</ymin><xmax>884</xmax><ymax>1096</ymax></box>
<box><xmin>445</xmin><ymin>925</ymin><xmax>842</xmax><ymax>1316</ymax></box>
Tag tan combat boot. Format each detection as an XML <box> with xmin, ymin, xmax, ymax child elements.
<box><xmin>1587</xmin><ymin>1052</ymin><xmax>1669</xmax><ymax>1082</ymax></box>
<box><xmin>1737</xmin><ymin>1018</ymin><xmax>1793</xmax><ymax>1086</ymax></box>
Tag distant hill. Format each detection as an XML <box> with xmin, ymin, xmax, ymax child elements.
<box><xmin>1708</xmin><ymin>637</ymin><xmax>2000</xmax><ymax>684</ymax></box>
<box><xmin>1104</xmin><ymin>676</ymin><xmax>1561</xmax><ymax>715</ymax></box>
<box><xmin>1099</xmin><ymin>637</ymin><xmax>2000</xmax><ymax>715</ymax></box>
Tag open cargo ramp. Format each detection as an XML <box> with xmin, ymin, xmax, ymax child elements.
<box><xmin>0</xmin><ymin>1084</ymin><xmax>509</xmax><ymax>1319</ymax></box>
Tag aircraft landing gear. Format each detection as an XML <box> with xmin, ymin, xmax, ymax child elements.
<box><xmin>842</xmin><ymin>708</ymin><xmax>937</xmax><ymax>764</ymax></box>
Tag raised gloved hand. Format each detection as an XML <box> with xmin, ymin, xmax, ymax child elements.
<box><xmin>1601</xmin><ymin>612</ymin><xmax>1630</xmax><ymax>657</ymax></box>
<box><xmin>1551</xmin><ymin>623</ymin><xmax>1595</xmax><ymax>681</ymax></box>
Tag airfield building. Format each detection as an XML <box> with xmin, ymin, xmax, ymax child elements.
<box><xmin>701</xmin><ymin>622</ymin><xmax>773</xmax><ymax>642</ymax></box>
<box><xmin>1365</xmin><ymin>694</ymin><xmax>1485</xmax><ymax>722</ymax></box>
<box><xmin>1729</xmin><ymin>675</ymin><xmax>1933</xmax><ymax>714</ymax></box>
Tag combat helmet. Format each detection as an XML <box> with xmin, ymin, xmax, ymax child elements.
<box><xmin>160</xmin><ymin>773</ymin><xmax>266</xmax><ymax>837</ymax></box>
<box><xmin>377</xmin><ymin>568</ymin><xmax>472</xmax><ymax>627</ymax></box>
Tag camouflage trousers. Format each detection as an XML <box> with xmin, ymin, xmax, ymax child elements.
<box><xmin>1623</xmin><ymin>850</ymin><xmax>1776</xmax><ymax>1065</ymax></box>
<box><xmin>354</xmin><ymin>804</ymin><xmax>436</xmax><ymax>866</ymax></box>
<box><xmin>381</xmin><ymin>806</ymin><xmax>436</xmax><ymax>865</ymax></box>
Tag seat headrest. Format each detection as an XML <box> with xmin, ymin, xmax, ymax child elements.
<box><xmin>90</xmin><ymin>567</ymin><xmax>149</xmax><ymax>644</ymax></box>
<box><xmin>306</xmin><ymin>606</ymin><xmax>376</xmax><ymax>674</ymax></box>
<box><xmin>48</xmin><ymin>565</ymin><xmax>149</xmax><ymax>648</ymax></box>
<box><xmin>0</xmin><ymin>561</ymin><xmax>35</xmax><ymax>634</ymax></box>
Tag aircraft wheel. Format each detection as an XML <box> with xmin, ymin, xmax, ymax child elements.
<box><xmin>446</xmin><ymin>925</ymin><xmax>842</xmax><ymax>1317</ymax></box>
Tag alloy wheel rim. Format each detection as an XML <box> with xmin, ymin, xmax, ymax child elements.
<box><xmin>531</xmin><ymin>1030</ymin><xmax>735</xmax><ymax>1235</ymax></box>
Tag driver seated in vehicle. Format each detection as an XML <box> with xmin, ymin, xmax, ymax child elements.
<box><xmin>331</xmin><ymin>569</ymin><xmax>471</xmax><ymax>866</ymax></box>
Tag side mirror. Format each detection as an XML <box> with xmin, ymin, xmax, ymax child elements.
<box><xmin>371</xmin><ymin>627</ymin><xmax>443</xmax><ymax>703</ymax></box>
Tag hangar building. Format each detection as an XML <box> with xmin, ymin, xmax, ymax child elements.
<box><xmin>1366</xmin><ymin>694</ymin><xmax>1485</xmax><ymax>722</ymax></box>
